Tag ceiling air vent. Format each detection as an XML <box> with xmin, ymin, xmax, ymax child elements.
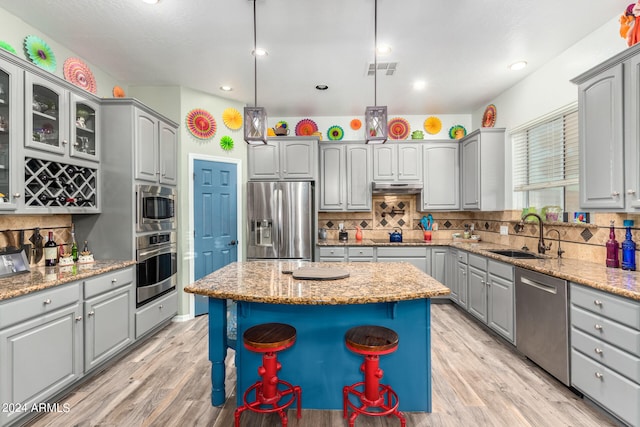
<box><xmin>367</xmin><ymin>62</ymin><xmax>398</xmax><ymax>76</ymax></box>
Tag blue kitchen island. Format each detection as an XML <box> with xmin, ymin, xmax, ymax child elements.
<box><xmin>184</xmin><ymin>260</ymin><xmax>450</xmax><ymax>412</ymax></box>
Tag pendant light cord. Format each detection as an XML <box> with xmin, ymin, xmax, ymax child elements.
<box><xmin>374</xmin><ymin>0</ymin><xmax>378</xmax><ymax>107</ymax></box>
<box><xmin>253</xmin><ymin>0</ymin><xmax>258</xmax><ymax>107</ymax></box>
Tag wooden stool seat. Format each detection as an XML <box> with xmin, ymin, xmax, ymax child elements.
<box><xmin>345</xmin><ymin>325</ymin><xmax>399</xmax><ymax>355</ymax></box>
<box><xmin>243</xmin><ymin>322</ymin><xmax>297</xmax><ymax>353</ymax></box>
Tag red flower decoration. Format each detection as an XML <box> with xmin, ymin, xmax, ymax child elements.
<box><xmin>186</xmin><ymin>108</ymin><xmax>216</xmax><ymax>139</ymax></box>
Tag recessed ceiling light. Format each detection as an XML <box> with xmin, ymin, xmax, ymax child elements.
<box><xmin>376</xmin><ymin>45</ymin><xmax>392</xmax><ymax>55</ymax></box>
<box><xmin>413</xmin><ymin>80</ymin><xmax>426</xmax><ymax>90</ymax></box>
<box><xmin>220</xmin><ymin>86</ymin><xmax>233</xmax><ymax>92</ymax></box>
<box><xmin>509</xmin><ymin>61</ymin><xmax>527</xmax><ymax>71</ymax></box>
<box><xmin>252</xmin><ymin>48</ymin><xmax>268</xmax><ymax>56</ymax></box>
<box><xmin>141</xmin><ymin>0</ymin><xmax>159</xmax><ymax>4</ymax></box>
<box><xmin>315</xmin><ymin>84</ymin><xmax>328</xmax><ymax>91</ymax></box>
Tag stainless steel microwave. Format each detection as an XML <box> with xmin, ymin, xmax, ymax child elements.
<box><xmin>136</xmin><ymin>185</ymin><xmax>177</xmax><ymax>232</ymax></box>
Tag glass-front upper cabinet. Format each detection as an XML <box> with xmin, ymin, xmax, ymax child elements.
<box><xmin>0</xmin><ymin>57</ymin><xmax>22</xmax><ymax>210</ymax></box>
<box><xmin>70</xmin><ymin>93</ymin><xmax>99</xmax><ymax>162</ymax></box>
<box><xmin>24</xmin><ymin>73</ymin><xmax>69</xmax><ymax>155</ymax></box>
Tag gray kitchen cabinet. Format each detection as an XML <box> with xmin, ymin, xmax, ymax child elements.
<box><xmin>460</xmin><ymin>128</ymin><xmax>505</xmax><ymax>210</ymax></box>
<box><xmin>377</xmin><ymin>246</ymin><xmax>429</xmax><ymax>273</ymax></box>
<box><xmin>419</xmin><ymin>142</ymin><xmax>459</xmax><ymax>211</ymax></box>
<box><xmin>466</xmin><ymin>254</ymin><xmax>488</xmax><ymax>322</ymax></box>
<box><xmin>347</xmin><ymin>246</ymin><xmax>374</xmax><ymax>262</ymax></box>
<box><xmin>431</xmin><ymin>247</ymin><xmax>448</xmax><ymax>301</ymax></box>
<box><xmin>372</xmin><ymin>143</ymin><xmax>421</xmax><ymax>182</ymax></box>
<box><xmin>456</xmin><ymin>251</ymin><xmax>469</xmax><ymax>308</ymax></box>
<box><xmin>487</xmin><ymin>260</ymin><xmax>515</xmax><ymax>343</ymax></box>
<box><xmin>83</xmin><ymin>267</ymin><xmax>135</xmax><ymax>372</ymax></box>
<box><xmin>0</xmin><ymin>55</ymin><xmax>21</xmax><ymax>211</ymax></box>
<box><xmin>319</xmin><ymin>143</ymin><xmax>371</xmax><ymax>211</ymax></box>
<box><xmin>445</xmin><ymin>248</ymin><xmax>459</xmax><ymax>303</ymax></box>
<box><xmin>0</xmin><ymin>282</ymin><xmax>83</xmax><ymax>427</ymax></box>
<box><xmin>570</xmin><ymin>283</ymin><xmax>640</xmax><ymax>426</ymax></box>
<box><xmin>134</xmin><ymin>107</ymin><xmax>177</xmax><ymax>185</ymax></box>
<box><xmin>135</xmin><ymin>290</ymin><xmax>178</xmax><ymax>339</ymax></box>
<box><xmin>445</xmin><ymin>248</ymin><xmax>468</xmax><ymax>307</ymax></box>
<box><xmin>248</xmin><ymin>137</ymin><xmax>317</xmax><ymax>181</ymax></box>
<box><xmin>317</xmin><ymin>246</ymin><xmax>346</xmax><ymax>262</ymax></box>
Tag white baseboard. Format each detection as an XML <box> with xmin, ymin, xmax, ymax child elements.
<box><xmin>172</xmin><ymin>313</ymin><xmax>194</xmax><ymax>323</ymax></box>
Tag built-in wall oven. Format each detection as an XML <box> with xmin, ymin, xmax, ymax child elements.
<box><xmin>136</xmin><ymin>231</ymin><xmax>177</xmax><ymax>307</ymax></box>
<box><xmin>136</xmin><ymin>185</ymin><xmax>177</xmax><ymax>232</ymax></box>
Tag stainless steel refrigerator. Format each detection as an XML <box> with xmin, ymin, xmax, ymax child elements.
<box><xmin>247</xmin><ymin>181</ymin><xmax>313</xmax><ymax>260</ymax></box>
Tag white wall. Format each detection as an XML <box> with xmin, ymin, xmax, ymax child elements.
<box><xmin>0</xmin><ymin>8</ymin><xmax>123</xmax><ymax>99</ymax></box>
<box><xmin>471</xmin><ymin>16</ymin><xmax>624</xmax><ymax>209</ymax></box>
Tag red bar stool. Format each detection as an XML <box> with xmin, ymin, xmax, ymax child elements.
<box><xmin>343</xmin><ymin>325</ymin><xmax>406</xmax><ymax>427</ymax></box>
<box><xmin>234</xmin><ymin>323</ymin><xmax>302</xmax><ymax>427</ymax></box>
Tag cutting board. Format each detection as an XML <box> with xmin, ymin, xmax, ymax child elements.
<box><xmin>292</xmin><ymin>267</ymin><xmax>350</xmax><ymax>280</ymax></box>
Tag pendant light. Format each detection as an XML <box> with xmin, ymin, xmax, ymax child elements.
<box><xmin>365</xmin><ymin>0</ymin><xmax>387</xmax><ymax>144</ymax></box>
<box><xmin>244</xmin><ymin>0</ymin><xmax>268</xmax><ymax>145</ymax></box>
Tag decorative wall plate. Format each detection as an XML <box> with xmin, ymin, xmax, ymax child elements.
<box><xmin>186</xmin><ymin>108</ymin><xmax>216</xmax><ymax>139</ymax></box>
<box><xmin>350</xmin><ymin>119</ymin><xmax>362</xmax><ymax>130</ymax></box>
<box><xmin>222</xmin><ymin>108</ymin><xmax>243</xmax><ymax>130</ymax></box>
<box><xmin>112</xmin><ymin>85</ymin><xmax>125</xmax><ymax>98</ymax></box>
<box><xmin>482</xmin><ymin>104</ymin><xmax>497</xmax><ymax>127</ymax></box>
<box><xmin>295</xmin><ymin>118</ymin><xmax>318</xmax><ymax>136</ymax></box>
<box><xmin>24</xmin><ymin>35</ymin><xmax>56</xmax><ymax>72</ymax></box>
<box><xmin>424</xmin><ymin>116</ymin><xmax>442</xmax><ymax>134</ymax></box>
<box><xmin>63</xmin><ymin>57</ymin><xmax>97</xmax><ymax>94</ymax></box>
<box><xmin>220</xmin><ymin>135</ymin><xmax>234</xmax><ymax>151</ymax></box>
<box><xmin>449</xmin><ymin>125</ymin><xmax>467</xmax><ymax>140</ymax></box>
<box><xmin>327</xmin><ymin>125</ymin><xmax>344</xmax><ymax>140</ymax></box>
<box><xmin>0</xmin><ymin>41</ymin><xmax>17</xmax><ymax>55</ymax></box>
<box><xmin>388</xmin><ymin>117</ymin><xmax>410</xmax><ymax>140</ymax></box>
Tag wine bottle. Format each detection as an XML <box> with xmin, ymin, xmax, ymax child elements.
<box><xmin>44</xmin><ymin>231</ymin><xmax>57</xmax><ymax>266</ymax></box>
<box><xmin>71</xmin><ymin>224</ymin><xmax>78</xmax><ymax>262</ymax></box>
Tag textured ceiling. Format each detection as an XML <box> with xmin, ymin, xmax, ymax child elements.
<box><xmin>0</xmin><ymin>0</ymin><xmax>625</xmax><ymax>116</ymax></box>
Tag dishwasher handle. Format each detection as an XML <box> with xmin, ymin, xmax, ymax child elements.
<box><xmin>520</xmin><ymin>276</ymin><xmax>558</xmax><ymax>294</ymax></box>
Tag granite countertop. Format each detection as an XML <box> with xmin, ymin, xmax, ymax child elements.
<box><xmin>318</xmin><ymin>239</ymin><xmax>640</xmax><ymax>301</ymax></box>
<box><xmin>184</xmin><ymin>260</ymin><xmax>451</xmax><ymax>305</ymax></box>
<box><xmin>0</xmin><ymin>260</ymin><xmax>137</xmax><ymax>302</ymax></box>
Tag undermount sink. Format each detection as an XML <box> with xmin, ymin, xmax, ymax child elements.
<box><xmin>487</xmin><ymin>249</ymin><xmax>543</xmax><ymax>259</ymax></box>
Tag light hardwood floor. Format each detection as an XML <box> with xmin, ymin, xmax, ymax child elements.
<box><xmin>25</xmin><ymin>303</ymin><xmax>618</xmax><ymax>427</ymax></box>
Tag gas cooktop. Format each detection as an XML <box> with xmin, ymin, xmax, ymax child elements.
<box><xmin>369</xmin><ymin>238</ymin><xmax>427</xmax><ymax>244</ymax></box>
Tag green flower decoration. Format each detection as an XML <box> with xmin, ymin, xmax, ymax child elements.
<box><xmin>327</xmin><ymin>125</ymin><xmax>344</xmax><ymax>141</ymax></box>
<box><xmin>24</xmin><ymin>35</ymin><xmax>56</xmax><ymax>72</ymax></box>
<box><xmin>220</xmin><ymin>135</ymin><xmax>234</xmax><ymax>151</ymax></box>
<box><xmin>0</xmin><ymin>41</ymin><xmax>17</xmax><ymax>55</ymax></box>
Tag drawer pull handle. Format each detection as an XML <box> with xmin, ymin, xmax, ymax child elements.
<box><xmin>88</xmin><ymin>311</ymin><xmax>95</xmax><ymax>317</ymax></box>
<box><xmin>43</xmin><ymin>299</ymin><xmax>52</xmax><ymax>305</ymax></box>
<box><xmin>594</xmin><ymin>324</ymin><xmax>603</xmax><ymax>331</ymax></box>
<box><xmin>594</xmin><ymin>372</ymin><xmax>604</xmax><ymax>380</ymax></box>
<box><xmin>593</xmin><ymin>300</ymin><xmax>603</xmax><ymax>306</ymax></box>
<box><xmin>594</xmin><ymin>348</ymin><xmax>603</xmax><ymax>355</ymax></box>
<box><xmin>111</xmin><ymin>278</ymin><xmax>118</xmax><ymax>283</ymax></box>
<box><xmin>75</xmin><ymin>316</ymin><xmax>82</xmax><ymax>321</ymax></box>
<box><xmin>159</xmin><ymin>305</ymin><xmax>164</xmax><ymax>309</ymax></box>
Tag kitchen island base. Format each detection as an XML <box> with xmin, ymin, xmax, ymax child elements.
<box><xmin>208</xmin><ymin>297</ymin><xmax>432</xmax><ymax>412</ymax></box>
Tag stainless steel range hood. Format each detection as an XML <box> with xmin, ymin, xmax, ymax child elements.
<box><xmin>372</xmin><ymin>182</ymin><xmax>423</xmax><ymax>194</ymax></box>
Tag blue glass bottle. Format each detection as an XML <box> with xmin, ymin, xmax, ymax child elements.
<box><xmin>622</xmin><ymin>219</ymin><xmax>636</xmax><ymax>271</ymax></box>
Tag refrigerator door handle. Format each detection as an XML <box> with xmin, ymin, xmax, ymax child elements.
<box><xmin>277</xmin><ymin>187</ymin><xmax>283</xmax><ymax>257</ymax></box>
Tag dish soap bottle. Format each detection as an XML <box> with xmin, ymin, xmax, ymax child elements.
<box><xmin>606</xmin><ymin>220</ymin><xmax>620</xmax><ymax>268</ymax></box>
<box><xmin>622</xmin><ymin>220</ymin><xmax>636</xmax><ymax>271</ymax></box>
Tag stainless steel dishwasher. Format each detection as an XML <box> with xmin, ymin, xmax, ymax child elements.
<box><xmin>515</xmin><ymin>267</ymin><xmax>570</xmax><ymax>386</ymax></box>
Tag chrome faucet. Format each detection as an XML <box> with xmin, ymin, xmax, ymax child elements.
<box><xmin>546</xmin><ymin>229</ymin><xmax>564</xmax><ymax>258</ymax></box>
<box><xmin>520</xmin><ymin>213</ymin><xmax>551</xmax><ymax>254</ymax></box>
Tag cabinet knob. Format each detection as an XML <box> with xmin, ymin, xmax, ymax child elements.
<box><xmin>62</xmin><ymin>140</ymin><xmax>68</xmax><ymax>145</ymax></box>
<box><xmin>593</xmin><ymin>300</ymin><xmax>603</xmax><ymax>307</ymax></box>
<box><xmin>481</xmin><ymin>280</ymin><xmax>485</xmax><ymax>285</ymax></box>
<box><xmin>88</xmin><ymin>311</ymin><xmax>95</xmax><ymax>317</ymax></box>
<box><xmin>111</xmin><ymin>278</ymin><xmax>118</xmax><ymax>283</ymax></box>
<box><xmin>12</xmin><ymin>193</ymin><xmax>20</xmax><ymax>198</ymax></box>
<box><xmin>594</xmin><ymin>324</ymin><xmax>603</xmax><ymax>331</ymax></box>
<box><xmin>75</xmin><ymin>316</ymin><xmax>82</xmax><ymax>321</ymax></box>
<box><xmin>612</xmin><ymin>191</ymin><xmax>620</xmax><ymax>197</ymax></box>
<box><xmin>628</xmin><ymin>189</ymin><xmax>636</xmax><ymax>195</ymax></box>
<box><xmin>43</xmin><ymin>299</ymin><xmax>52</xmax><ymax>305</ymax></box>
<box><xmin>594</xmin><ymin>372</ymin><xmax>604</xmax><ymax>380</ymax></box>
<box><xmin>158</xmin><ymin>305</ymin><xmax>164</xmax><ymax>310</ymax></box>
<box><xmin>594</xmin><ymin>348</ymin><xmax>603</xmax><ymax>355</ymax></box>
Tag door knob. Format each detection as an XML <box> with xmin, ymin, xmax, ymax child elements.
<box><xmin>228</xmin><ymin>240</ymin><xmax>237</xmax><ymax>246</ymax></box>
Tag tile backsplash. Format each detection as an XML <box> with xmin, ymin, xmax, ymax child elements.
<box><xmin>0</xmin><ymin>215</ymin><xmax>72</xmax><ymax>266</ymax></box>
<box><xmin>319</xmin><ymin>195</ymin><xmax>640</xmax><ymax>265</ymax></box>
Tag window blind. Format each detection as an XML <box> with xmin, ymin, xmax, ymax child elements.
<box><xmin>512</xmin><ymin>108</ymin><xmax>578</xmax><ymax>192</ymax></box>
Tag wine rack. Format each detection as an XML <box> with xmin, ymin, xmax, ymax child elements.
<box><xmin>24</xmin><ymin>157</ymin><xmax>97</xmax><ymax>208</ymax></box>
